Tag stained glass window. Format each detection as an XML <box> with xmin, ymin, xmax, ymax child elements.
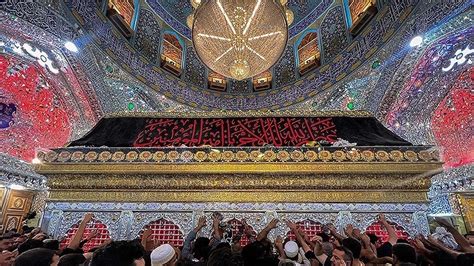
<box><xmin>108</xmin><ymin>0</ymin><xmax>135</xmax><ymax>26</ymax></box>
<box><xmin>162</xmin><ymin>34</ymin><xmax>183</xmax><ymax>70</ymax></box>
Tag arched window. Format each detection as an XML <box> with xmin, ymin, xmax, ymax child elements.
<box><xmin>347</xmin><ymin>0</ymin><xmax>378</xmax><ymax>36</ymax></box>
<box><xmin>60</xmin><ymin>218</ymin><xmax>111</xmax><ymax>252</ymax></box>
<box><xmin>161</xmin><ymin>33</ymin><xmax>184</xmax><ymax>77</ymax></box>
<box><xmin>208</xmin><ymin>71</ymin><xmax>227</xmax><ymax>91</ymax></box>
<box><xmin>139</xmin><ymin>218</ymin><xmax>185</xmax><ymax>247</ymax></box>
<box><xmin>365</xmin><ymin>221</ymin><xmax>410</xmax><ymax>242</ymax></box>
<box><xmin>253</xmin><ymin>70</ymin><xmax>272</xmax><ymax>91</ymax></box>
<box><xmin>286</xmin><ymin>219</ymin><xmax>323</xmax><ymax>241</ymax></box>
<box><xmin>106</xmin><ymin>0</ymin><xmax>137</xmax><ymax>38</ymax></box>
<box><xmin>297</xmin><ymin>31</ymin><xmax>320</xmax><ymax>75</ymax></box>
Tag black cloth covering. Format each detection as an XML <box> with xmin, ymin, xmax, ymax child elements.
<box><xmin>68</xmin><ymin>116</ymin><xmax>411</xmax><ymax>147</ymax></box>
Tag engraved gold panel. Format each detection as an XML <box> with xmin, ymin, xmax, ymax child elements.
<box><xmin>36</xmin><ymin>162</ymin><xmax>442</xmax><ymax>175</ymax></box>
<box><xmin>105</xmin><ymin>110</ymin><xmax>372</xmax><ymax>118</ymax></box>
<box><xmin>49</xmin><ymin>190</ymin><xmax>428</xmax><ymax>203</ymax></box>
<box><xmin>46</xmin><ymin>173</ymin><xmax>431</xmax><ymax>191</ymax></box>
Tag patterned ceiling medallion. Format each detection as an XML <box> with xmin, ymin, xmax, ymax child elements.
<box><xmin>192</xmin><ymin>0</ymin><xmax>288</xmax><ymax>80</ymax></box>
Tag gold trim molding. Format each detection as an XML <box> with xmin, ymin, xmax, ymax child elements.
<box><xmin>48</xmin><ymin>190</ymin><xmax>428</xmax><ymax>203</ymax></box>
<box><xmin>104</xmin><ymin>110</ymin><xmax>373</xmax><ymax>118</ymax></box>
<box><xmin>36</xmin><ymin>162</ymin><xmax>443</xmax><ymax>175</ymax></box>
<box><xmin>46</xmin><ymin>173</ymin><xmax>431</xmax><ymax>190</ymax></box>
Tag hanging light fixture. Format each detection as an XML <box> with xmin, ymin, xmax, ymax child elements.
<box><xmin>191</xmin><ymin>0</ymin><xmax>290</xmax><ymax>80</ymax></box>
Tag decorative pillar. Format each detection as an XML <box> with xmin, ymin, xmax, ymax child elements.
<box><xmin>336</xmin><ymin>211</ymin><xmax>353</xmax><ymax>234</ymax></box>
<box><xmin>116</xmin><ymin>211</ymin><xmax>134</xmax><ymax>240</ymax></box>
<box><xmin>412</xmin><ymin>211</ymin><xmax>429</xmax><ymax>236</ymax></box>
<box><xmin>46</xmin><ymin>210</ymin><xmax>63</xmax><ymax>239</ymax></box>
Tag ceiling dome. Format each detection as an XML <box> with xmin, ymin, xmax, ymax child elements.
<box><xmin>192</xmin><ymin>0</ymin><xmax>288</xmax><ymax>80</ymax></box>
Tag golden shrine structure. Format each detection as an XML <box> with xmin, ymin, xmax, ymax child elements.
<box><xmin>35</xmin><ymin>111</ymin><xmax>443</xmax><ymax>242</ymax></box>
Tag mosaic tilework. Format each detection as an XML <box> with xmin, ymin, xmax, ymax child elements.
<box><xmin>146</xmin><ymin>0</ymin><xmax>333</xmax><ymax>40</ymax></box>
<box><xmin>0</xmin><ymin>0</ymin><xmax>77</xmax><ymax>40</ymax></box>
<box><xmin>383</xmin><ymin>27</ymin><xmax>473</xmax><ymax>148</ymax></box>
<box><xmin>0</xmin><ymin>153</ymin><xmax>47</xmax><ymax>190</ymax></box>
<box><xmin>320</xmin><ymin>6</ymin><xmax>349</xmax><ymax>61</ymax></box>
<box><xmin>288</xmin><ymin>0</ymin><xmax>333</xmax><ymax>39</ymax></box>
<box><xmin>228</xmin><ymin>79</ymin><xmax>252</xmax><ymax>94</ymax></box>
<box><xmin>0</xmin><ymin>54</ymin><xmax>73</xmax><ymax>161</ymax></box>
<box><xmin>156</xmin><ymin>0</ymin><xmax>193</xmax><ymax>26</ymax></box>
<box><xmin>43</xmin><ymin>204</ymin><xmax>429</xmax><ymax>243</ymax></box>
<box><xmin>69</xmin><ymin>0</ymin><xmax>444</xmax><ymax>109</ymax></box>
<box><xmin>146</xmin><ymin>0</ymin><xmax>191</xmax><ymax>39</ymax></box>
<box><xmin>273</xmin><ymin>46</ymin><xmax>297</xmax><ymax>88</ymax></box>
<box><xmin>134</xmin><ymin>8</ymin><xmax>161</xmax><ymax>63</ymax></box>
<box><xmin>183</xmin><ymin>46</ymin><xmax>207</xmax><ymax>88</ymax></box>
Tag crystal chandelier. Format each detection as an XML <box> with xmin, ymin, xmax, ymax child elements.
<box><xmin>189</xmin><ymin>0</ymin><xmax>291</xmax><ymax>80</ymax></box>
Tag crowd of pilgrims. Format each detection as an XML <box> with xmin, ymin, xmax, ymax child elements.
<box><xmin>0</xmin><ymin>213</ymin><xmax>473</xmax><ymax>266</ymax></box>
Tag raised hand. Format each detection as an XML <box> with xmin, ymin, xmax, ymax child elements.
<box><xmin>378</xmin><ymin>213</ymin><xmax>387</xmax><ymax>223</ymax></box>
<box><xmin>142</xmin><ymin>227</ymin><xmax>153</xmax><ymax>240</ymax></box>
<box><xmin>197</xmin><ymin>216</ymin><xmax>207</xmax><ymax>229</ymax></box>
<box><xmin>327</xmin><ymin>223</ymin><xmax>337</xmax><ymax>233</ymax></box>
<box><xmin>32</xmin><ymin>232</ymin><xmax>48</xmax><ymax>241</ymax></box>
<box><xmin>344</xmin><ymin>224</ymin><xmax>354</xmax><ymax>237</ymax></box>
<box><xmin>310</xmin><ymin>234</ymin><xmax>323</xmax><ymax>244</ymax></box>
<box><xmin>83</xmin><ymin>213</ymin><xmax>94</xmax><ymax>223</ymax></box>
<box><xmin>413</xmin><ymin>237</ymin><xmax>426</xmax><ymax>251</ymax></box>
<box><xmin>434</xmin><ymin>217</ymin><xmax>452</xmax><ymax>228</ymax></box>
<box><xmin>87</xmin><ymin>229</ymin><xmax>100</xmax><ymax>240</ymax></box>
<box><xmin>275</xmin><ymin>235</ymin><xmax>284</xmax><ymax>247</ymax></box>
<box><xmin>268</xmin><ymin>218</ymin><xmax>279</xmax><ymax>229</ymax></box>
<box><xmin>285</xmin><ymin>220</ymin><xmax>298</xmax><ymax>231</ymax></box>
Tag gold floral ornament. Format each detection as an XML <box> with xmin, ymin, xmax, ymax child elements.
<box><xmin>138</xmin><ymin>151</ymin><xmax>152</xmax><ymax>162</ymax></box>
<box><xmin>44</xmin><ymin>151</ymin><xmax>58</xmax><ymax>162</ymax></box>
<box><xmin>193</xmin><ymin>151</ymin><xmax>207</xmax><ymax>162</ymax></box>
<box><xmin>346</xmin><ymin>149</ymin><xmax>361</xmax><ymax>161</ymax></box>
<box><xmin>290</xmin><ymin>150</ymin><xmax>304</xmax><ymax>162</ymax></box>
<box><xmin>263</xmin><ymin>150</ymin><xmax>277</xmax><ymax>162</ymax></box>
<box><xmin>235</xmin><ymin>151</ymin><xmax>249</xmax><ymax>162</ymax></box>
<box><xmin>332</xmin><ymin>150</ymin><xmax>346</xmax><ymax>162</ymax></box>
<box><xmin>180</xmin><ymin>151</ymin><xmax>194</xmax><ymax>161</ymax></box>
<box><xmin>389</xmin><ymin>150</ymin><xmax>404</xmax><ymax>162</ymax></box>
<box><xmin>152</xmin><ymin>151</ymin><xmax>166</xmax><ymax>162</ymax></box>
<box><xmin>167</xmin><ymin>151</ymin><xmax>180</xmax><ymax>162</ymax></box>
<box><xmin>71</xmin><ymin>151</ymin><xmax>84</xmax><ymax>162</ymax></box>
<box><xmin>319</xmin><ymin>150</ymin><xmax>331</xmax><ymax>162</ymax></box>
<box><xmin>221</xmin><ymin>151</ymin><xmax>235</xmax><ymax>162</ymax></box>
<box><xmin>404</xmin><ymin>150</ymin><xmax>418</xmax><ymax>162</ymax></box>
<box><xmin>57</xmin><ymin>151</ymin><xmax>71</xmax><ymax>162</ymax></box>
<box><xmin>208</xmin><ymin>150</ymin><xmax>221</xmax><ymax>162</ymax></box>
<box><xmin>418</xmin><ymin>150</ymin><xmax>433</xmax><ymax>162</ymax></box>
<box><xmin>277</xmin><ymin>150</ymin><xmax>290</xmax><ymax>162</ymax></box>
<box><xmin>304</xmin><ymin>150</ymin><xmax>318</xmax><ymax>161</ymax></box>
<box><xmin>126</xmin><ymin>151</ymin><xmax>138</xmax><ymax>162</ymax></box>
<box><xmin>85</xmin><ymin>151</ymin><xmax>98</xmax><ymax>162</ymax></box>
<box><xmin>375</xmin><ymin>151</ymin><xmax>390</xmax><ymax>162</ymax></box>
<box><xmin>98</xmin><ymin>151</ymin><xmax>112</xmax><ymax>162</ymax></box>
<box><xmin>249</xmin><ymin>150</ymin><xmax>262</xmax><ymax>162</ymax></box>
<box><xmin>112</xmin><ymin>151</ymin><xmax>125</xmax><ymax>161</ymax></box>
<box><xmin>361</xmin><ymin>150</ymin><xmax>375</xmax><ymax>162</ymax></box>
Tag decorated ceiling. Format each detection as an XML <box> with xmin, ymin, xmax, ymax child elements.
<box><xmin>0</xmin><ymin>0</ymin><xmax>472</xmax><ymax>178</ymax></box>
<box><xmin>148</xmin><ymin>0</ymin><xmax>330</xmax><ymax>39</ymax></box>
